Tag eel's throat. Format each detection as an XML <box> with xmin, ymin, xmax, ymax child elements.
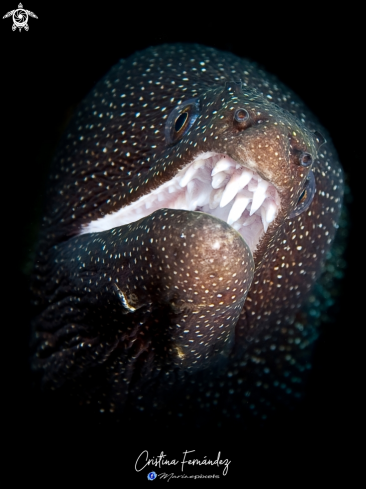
<box><xmin>80</xmin><ymin>152</ymin><xmax>280</xmax><ymax>254</ymax></box>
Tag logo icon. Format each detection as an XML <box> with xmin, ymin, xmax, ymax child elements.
<box><xmin>147</xmin><ymin>471</ymin><xmax>157</xmax><ymax>480</ymax></box>
<box><xmin>3</xmin><ymin>3</ymin><xmax>38</xmax><ymax>31</ymax></box>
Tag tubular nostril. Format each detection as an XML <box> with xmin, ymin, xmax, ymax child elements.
<box><xmin>300</xmin><ymin>152</ymin><xmax>313</xmax><ymax>167</ymax></box>
<box><xmin>234</xmin><ymin>108</ymin><xmax>250</xmax><ymax>123</ymax></box>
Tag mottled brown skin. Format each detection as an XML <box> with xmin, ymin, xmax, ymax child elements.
<box><xmin>31</xmin><ymin>44</ymin><xmax>343</xmax><ymax>420</ymax></box>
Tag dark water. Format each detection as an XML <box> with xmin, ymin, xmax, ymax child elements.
<box><xmin>3</xmin><ymin>6</ymin><xmax>362</xmax><ymax>479</ymax></box>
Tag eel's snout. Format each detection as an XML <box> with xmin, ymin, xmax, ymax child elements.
<box><xmin>117</xmin><ymin>209</ymin><xmax>255</xmax><ymax>369</ymax></box>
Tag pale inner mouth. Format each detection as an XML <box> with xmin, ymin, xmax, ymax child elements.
<box><xmin>81</xmin><ymin>152</ymin><xmax>280</xmax><ymax>253</ymax></box>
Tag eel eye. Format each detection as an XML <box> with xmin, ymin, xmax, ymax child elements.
<box><xmin>289</xmin><ymin>170</ymin><xmax>316</xmax><ymax>218</ymax></box>
<box><xmin>165</xmin><ymin>98</ymin><xmax>200</xmax><ymax>145</ymax></box>
<box><xmin>300</xmin><ymin>152</ymin><xmax>313</xmax><ymax>167</ymax></box>
<box><xmin>234</xmin><ymin>108</ymin><xmax>249</xmax><ymax>123</ymax></box>
<box><xmin>175</xmin><ymin>112</ymin><xmax>188</xmax><ymax>132</ymax></box>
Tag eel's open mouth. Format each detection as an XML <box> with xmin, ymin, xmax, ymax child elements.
<box><xmin>82</xmin><ymin>152</ymin><xmax>280</xmax><ymax>253</ymax></box>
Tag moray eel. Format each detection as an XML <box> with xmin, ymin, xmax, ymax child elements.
<box><xmin>31</xmin><ymin>44</ymin><xmax>343</xmax><ymax>422</ymax></box>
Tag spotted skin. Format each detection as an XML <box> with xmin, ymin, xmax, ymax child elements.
<box><xmin>31</xmin><ymin>44</ymin><xmax>343</xmax><ymax>421</ymax></box>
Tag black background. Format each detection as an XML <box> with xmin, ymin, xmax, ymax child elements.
<box><xmin>2</xmin><ymin>2</ymin><xmax>362</xmax><ymax>482</ymax></box>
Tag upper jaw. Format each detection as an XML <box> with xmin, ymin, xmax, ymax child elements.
<box><xmin>80</xmin><ymin>151</ymin><xmax>282</xmax><ymax>256</ymax></box>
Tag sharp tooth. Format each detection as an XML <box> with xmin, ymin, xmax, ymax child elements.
<box><xmin>261</xmin><ymin>206</ymin><xmax>269</xmax><ymax>232</ymax></box>
<box><xmin>179</xmin><ymin>168</ymin><xmax>194</xmax><ymax>187</ymax></box>
<box><xmin>220</xmin><ymin>170</ymin><xmax>253</xmax><ymax>208</ymax></box>
<box><xmin>238</xmin><ymin>169</ymin><xmax>253</xmax><ymax>188</ymax></box>
<box><xmin>265</xmin><ymin>200</ymin><xmax>277</xmax><ymax>223</ymax></box>
<box><xmin>179</xmin><ymin>159</ymin><xmax>208</xmax><ymax>188</ymax></box>
<box><xmin>227</xmin><ymin>190</ymin><xmax>251</xmax><ymax>225</ymax></box>
<box><xmin>211</xmin><ymin>158</ymin><xmax>235</xmax><ymax>176</ymax></box>
<box><xmin>179</xmin><ymin>164</ymin><xmax>197</xmax><ymax>187</ymax></box>
<box><xmin>212</xmin><ymin>171</ymin><xmax>228</xmax><ymax>189</ymax></box>
<box><xmin>168</xmin><ymin>185</ymin><xmax>177</xmax><ymax>193</ymax></box>
<box><xmin>209</xmin><ymin>187</ymin><xmax>224</xmax><ymax>209</ymax></box>
<box><xmin>250</xmin><ymin>180</ymin><xmax>269</xmax><ymax>215</ymax></box>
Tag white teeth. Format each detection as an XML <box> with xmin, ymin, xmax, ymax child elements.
<box><xmin>85</xmin><ymin>153</ymin><xmax>280</xmax><ymax>255</ymax></box>
<box><xmin>261</xmin><ymin>206</ymin><xmax>269</xmax><ymax>232</ymax></box>
<box><xmin>211</xmin><ymin>157</ymin><xmax>235</xmax><ymax>176</ymax></box>
<box><xmin>212</xmin><ymin>171</ymin><xmax>228</xmax><ymax>189</ymax></box>
<box><xmin>179</xmin><ymin>166</ymin><xmax>196</xmax><ymax>187</ymax></box>
<box><xmin>238</xmin><ymin>169</ymin><xmax>253</xmax><ymax>188</ymax></box>
<box><xmin>227</xmin><ymin>190</ymin><xmax>251</xmax><ymax>225</ymax></box>
<box><xmin>179</xmin><ymin>159</ymin><xmax>206</xmax><ymax>187</ymax></box>
<box><xmin>209</xmin><ymin>187</ymin><xmax>224</xmax><ymax>209</ymax></box>
<box><xmin>220</xmin><ymin>170</ymin><xmax>253</xmax><ymax>208</ymax></box>
<box><xmin>265</xmin><ymin>200</ymin><xmax>277</xmax><ymax>224</ymax></box>
<box><xmin>250</xmin><ymin>180</ymin><xmax>269</xmax><ymax>215</ymax></box>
